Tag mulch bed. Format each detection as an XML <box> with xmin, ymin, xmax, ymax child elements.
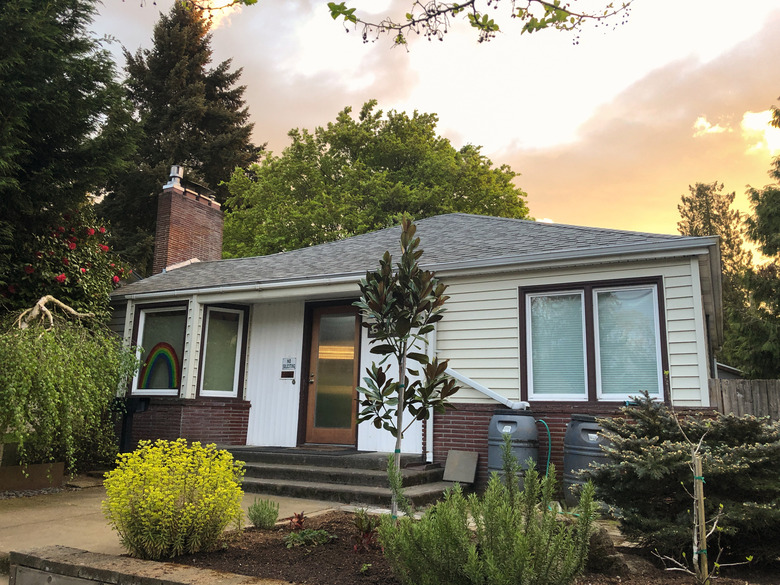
<box><xmin>174</xmin><ymin>511</ymin><xmax>398</xmax><ymax>585</ymax></box>
<box><xmin>171</xmin><ymin>510</ymin><xmax>779</xmax><ymax>585</ymax></box>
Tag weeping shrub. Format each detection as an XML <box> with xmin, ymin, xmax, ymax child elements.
<box><xmin>0</xmin><ymin>309</ymin><xmax>137</xmax><ymax>471</ymax></box>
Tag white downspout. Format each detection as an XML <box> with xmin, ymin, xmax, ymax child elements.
<box><xmin>445</xmin><ymin>368</ymin><xmax>530</xmax><ymax>410</ymax></box>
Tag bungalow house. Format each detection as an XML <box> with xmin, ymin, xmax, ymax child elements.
<box><xmin>110</xmin><ymin>169</ymin><xmax>723</xmax><ymax>484</ymax></box>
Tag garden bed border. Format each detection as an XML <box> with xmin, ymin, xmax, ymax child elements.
<box><xmin>8</xmin><ymin>546</ymin><xmax>283</xmax><ymax>585</ymax></box>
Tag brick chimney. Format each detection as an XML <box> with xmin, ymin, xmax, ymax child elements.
<box><xmin>152</xmin><ymin>166</ymin><xmax>223</xmax><ymax>275</ymax></box>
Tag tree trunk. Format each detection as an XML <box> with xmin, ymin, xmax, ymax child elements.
<box><xmin>693</xmin><ymin>453</ymin><xmax>709</xmax><ymax>582</ymax></box>
<box><xmin>391</xmin><ymin>351</ymin><xmax>406</xmax><ymax>518</ymax></box>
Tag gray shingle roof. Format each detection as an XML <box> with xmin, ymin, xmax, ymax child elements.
<box><xmin>111</xmin><ymin>213</ymin><xmax>714</xmax><ymax>298</ymax></box>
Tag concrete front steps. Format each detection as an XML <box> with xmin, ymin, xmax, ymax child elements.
<box><xmin>225</xmin><ymin>446</ymin><xmax>454</xmax><ymax>508</ymax></box>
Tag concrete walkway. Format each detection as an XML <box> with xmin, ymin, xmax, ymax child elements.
<box><xmin>0</xmin><ymin>475</ymin><xmax>337</xmax><ymax>579</ymax></box>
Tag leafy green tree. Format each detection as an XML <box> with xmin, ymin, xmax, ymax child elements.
<box><xmin>98</xmin><ymin>2</ymin><xmax>261</xmax><ymax>276</ymax></box>
<box><xmin>354</xmin><ymin>217</ymin><xmax>459</xmax><ymax>517</ymax></box>
<box><xmin>676</xmin><ymin>182</ymin><xmax>752</xmax><ymax>368</ymax></box>
<box><xmin>224</xmin><ymin>100</ymin><xmax>529</xmax><ymax>257</ymax></box>
<box><xmin>0</xmin><ymin>0</ymin><xmax>135</xmax><ymax>302</ymax></box>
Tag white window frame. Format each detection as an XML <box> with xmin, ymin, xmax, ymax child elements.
<box><xmin>199</xmin><ymin>306</ymin><xmax>245</xmax><ymax>398</ymax></box>
<box><xmin>526</xmin><ymin>290</ymin><xmax>589</xmax><ymax>402</ymax></box>
<box><xmin>593</xmin><ymin>284</ymin><xmax>663</xmax><ymax>402</ymax></box>
<box><xmin>131</xmin><ymin>306</ymin><xmax>187</xmax><ymax>397</ymax></box>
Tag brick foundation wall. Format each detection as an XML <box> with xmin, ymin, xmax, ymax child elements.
<box><xmin>153</xmin><ymin>187</ymin><xmax>223</xmax><ymax>275</ymax></box>
<box><xmin>433</xmin><ymin>404</ymin><xmax>495</xmax><ymax>487</ymax></box>
<box><xmin>128</xmin><ymin>398</ymin><xmax>250</xmax><ymax>449</ymax></box>
<box><xmin>433</xmin><ymin>402</ymin><xmax>623</xmax><ymax>489</ymax></box>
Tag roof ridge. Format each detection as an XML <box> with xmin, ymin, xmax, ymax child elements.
<box><xmin>421</xmin><ymin>212</ymin><xmax>683</xmax><ymax>238</ymax></box>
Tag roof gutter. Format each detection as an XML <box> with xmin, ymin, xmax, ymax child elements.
<box><xmin>114</xmin><ymin>273</ymin><xmax>364</xmax><ymax>301</ymax></box>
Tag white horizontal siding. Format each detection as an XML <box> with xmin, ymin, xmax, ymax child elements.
<box><xmin>664</xmin><ymin>283</ymin><xmax>694</xmax><ymax>299</ymax></box>
<box><xmin>441</xmin><ymin>347</ymin><xmax>518</xmax><ymax>359</ymax></box>
<box><xmin>437</xmin><ymin>337</ymin><xmax>517</xmax><ymax>351</ymax></box>
<box><xmin>438</xmin><ymin>318</ymin><xmax>516</xmax><ymax>333</ymax></box>
<box><xmin>666</xmin><ymin>307</ymin><xmax>696</xmax><ymax>322</ymax></box>
<box><xmin>666</xmin><ymin>341</ymin><xmax>698</xmax><ymax>355</ymax></box>
<box><xmin>668</xmin><ymin>352</ymin><xmax>699</xmax><ymax>367</ymax></box>
<box><xmin>667</xmin><ymin>330</ymin><xmax>698</xmax><ymax>343</ymax></box>
<box><xmin>442</xmin><ymin>308</ymin><xmax>517</xmax><ymax>322</ymax></box>
<box><xmin>665</xmin><ymin>260</ymin><xmax>708</xmax><ymax>405</ymax></box>
<box><xmin>437</xmin><ymin>327</ymin><xmax>517</xmax><ymax>341</ymax></box>
<box><xmin>665</xmin><ymin>296</ymin><xmax>693</xmax><ymax>310</ymax></box>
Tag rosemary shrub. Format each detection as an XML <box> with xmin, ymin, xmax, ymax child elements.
<box><xmin>379</xmin><ymin>440</ymin><xmax>594</xmax><ymax>585</ymax></box>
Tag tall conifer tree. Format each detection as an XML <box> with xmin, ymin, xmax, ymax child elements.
<box><xmin>677</xmin><ymin>181</ymin><xmax>752</xmax><ymax>368</ymax></box>
<box><xmin>734</xmin><ymin>104</ymin><xmax>780</xmax><ymax>378</ymax></box>
<box><xmin>99</xmin><ymin>3</ymin><xmax>260</xmax><ymax>276</ymax></box>
<box><xmin>0</xmin><ymin>0</ymin><xmax>134</xmax><ymax>306</ymax></box>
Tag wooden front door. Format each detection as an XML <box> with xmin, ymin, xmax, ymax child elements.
<box><xmin>305</xmin><ymin>306</ymin><xmax>361</xmax><ymax>445</ymax></box>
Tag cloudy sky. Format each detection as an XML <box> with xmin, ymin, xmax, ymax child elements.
<box><xmin>93</xmin><ymin>0</ymin><xmax>780</xmax><ymax>235</ymax></box>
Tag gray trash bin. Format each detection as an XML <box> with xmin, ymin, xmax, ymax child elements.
<box><xmin>562</xmin><ymin>414</ymin><xmax>608</xmax><ymax>507</ymax></box>
<box><xmin>487</xmin><ymin>409</ymin><xmax>538</xmax><ymax>487</ymax></box>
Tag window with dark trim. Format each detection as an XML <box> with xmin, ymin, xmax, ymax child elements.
<box><xmin>198</xmin><ymin>305</ymin><xmax>249</xmax><ymax>399</ymax></box>
<box><xmin>520</xmin><ymin>278</ymin><xmax>667</xmax><ymax>402</ymax></box>
<box><xmin>132</xmin><ymin>303</ymin><xmax>188</xmax><ymax>396</ymax></box>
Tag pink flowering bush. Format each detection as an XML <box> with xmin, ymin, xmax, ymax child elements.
<box><xmin>3</xmin><ymin>206</ymin><xmax>129</xmax><ymax>320</ymax></box>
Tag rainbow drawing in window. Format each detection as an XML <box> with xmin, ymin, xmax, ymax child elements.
<box><xmin>138</xmin><ymin>342</ymin><xmax>181</xmax><ymax>390</ymax></box>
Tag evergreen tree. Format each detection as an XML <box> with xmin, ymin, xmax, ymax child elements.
<box><xmin>677</xmin><ymin>182</ymin><xmax>751</xmax><ymax>368</ymax></box>
<box><xmin>98</xmin><ymin>2</ymin><xmax>261</xmax><ymax>276</ymax></box>
<box><xmin>0</xmin><ymin>0</ymin><xmax>135</xmax><ymax>308</ymax></box>
<box><xmin>677</xmin><ymin>181</ymin><xmax>751</xmax><ymax>277</ymax></box>
<box><xmin>224</xmin><ymin>100</ymin><xmax>529</xmax><ymax>258</ymax></box>
<box><xmin>735</xmin><ymin>105</ymin><xmax>780</xmax><ymax>378</ymax></box>
<box><xmin>735</xmin><ymin>185</ymin><xmax>780</xmax><ymax>378</ymax></box>
<box><xmin>589</xmin><ymin>392</ymin><xmax>780</xmax><ymax>564</ymax></box>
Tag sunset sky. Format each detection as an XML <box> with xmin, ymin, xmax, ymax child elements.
<box><xmin>93</xmin><ymin>0</ymin><xmax>780</xmax><ymax>236</ymax></box>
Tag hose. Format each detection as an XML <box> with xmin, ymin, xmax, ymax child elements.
<box><xmin>536</xmin><ymin>418</ymin><xmax>552</xmax><ymax>476</ymax></box>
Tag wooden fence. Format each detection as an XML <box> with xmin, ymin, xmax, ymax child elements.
<box><xmin>708</xmin><ymin>379</ymin><xmax>780</xmax><ymax>420</ymax></box>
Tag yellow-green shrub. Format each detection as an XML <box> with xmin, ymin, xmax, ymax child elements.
<box><xmin>102</xmin><ymin>439</ymin><xmax>245</xmax><ymax>559</ymax></box>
